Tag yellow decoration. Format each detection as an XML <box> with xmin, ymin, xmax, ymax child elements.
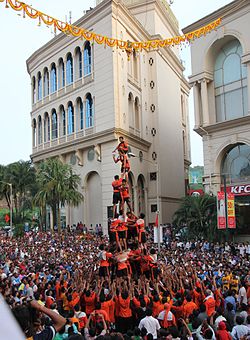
<box><xmin>0</xmin><ymin>0</ymin><xmax>222</xmax><ymax>51</ymax></box>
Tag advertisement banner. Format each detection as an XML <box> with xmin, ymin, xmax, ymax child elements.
<box><xmin>217</xmin><ymin>192</ymin><xmax>226</xmax><ymax>229</ymax></box>
<box><xmin>227</xmin><ymin>193</ymin><xmax>236</xmax><ymax>229</ymax></box>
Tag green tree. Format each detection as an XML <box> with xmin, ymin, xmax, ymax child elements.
<box><xmin>172</xmin><ymin>194</ymin><xmax>217</xmax><ymax>241</ymax></box>
<box><xmin>34</xmin><ymin>158</ymin><xmax>83</xmax><ymax>233</ymax></box>
<box><xmin>0</xmin><ymin>161</ymin><xmax>37</xmax><ymax>224</ymax></box>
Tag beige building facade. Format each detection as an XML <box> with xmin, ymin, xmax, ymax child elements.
<box><xmin>183</xmin><ymin>0</ymin><xmax>250</xmax><ymax>234</ymax></box>
<box><xmin>27</xmin><ymin>0</ymin><xmax>190</xmax><ymax>232</ymax></box>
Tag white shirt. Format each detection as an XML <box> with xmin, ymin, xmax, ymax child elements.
<box><xmin>237</xmin><ymin>286</ymin><xmax>248</xmax><ymax>305</ymax></box>
<box><xmin>231</xmin><ymin>324</ymin><xmax>250</xmax><ymax>340</ymax></box>
<box><xmin>139</xmin><ymin>316</ymin><xmax>161</xmax><ymax>339</ymax></box>
<box><xmin>158</xmin><ymin>310</ymin><xmax>174</xmax><ymax>321</ymax></box>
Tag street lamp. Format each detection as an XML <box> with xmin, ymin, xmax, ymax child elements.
<box><xmin>0</xmin><ymin>181</ymin><xmax>13</xmax><ymax>235</ymax></box>
<box><xmin>128</xmin><ymin>153</ymin><xmax>161</xmax><ymax>253</ymax></box>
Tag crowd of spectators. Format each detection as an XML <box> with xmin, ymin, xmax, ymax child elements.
<box><xmin>0</xmin><ymin>231</ymin><xmax>249</xmax><ymax>340</ymax></box>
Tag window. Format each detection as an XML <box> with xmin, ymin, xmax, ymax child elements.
<box><xmin>43</xmin><ymin>68</ymin><xmax>49</xmax><ymax>97</ymax></box>
<box><xmin>38</xmin><ymin>116</ymin><xmax>42</xmax><ymax>144</ymax></box>
<box><xmin>59</xmin><ymin>105</ymin><xmax>66</xmax><ymax>136</ymax></box>
<box><xmin>222</xmin><ymin>144</ymin><xmax>250</xmax><ymax>183</ymax></box>
<box><xmin>77</xmin><ymin>98</ymin><xmax>84</xmax><ymax>130</ymax></box>
<box><xmin>84</xmin><ymin>41</ymin><xmax>92</xmax><ymax>76</ymax></box>
<box><xmin>51</xmin><ymin>110</ymin><xmax>58</xmax><ymax>139</ymax></box>
<box><xmin>135</xmin><ymin>97</ymin><xmax>140</xmax><ymax>130</ymax></box>
<box><xmin>58</xmin><ymin>58</ymin><xmax>65</xmax><ymax>88</ymax></box>
<box><xmin>33</xmin><ymin>119</ymin><xmax>37</xmax><ymax>147</ymax></box>
<box><xmin>37</xmin><ymin>72</ymin><xmax>42</xmax><ymax>100</ymax></box>
<box><xmin>75</xmin><ymin>47</ymin><xmax>82</xmax><ymax>79</ymax></box>
<box><xmin>214</xmin><ymin>39</ymin><xmax>248</xmax><ymax>122</ymax></box>
<box><xmin>50</xmin><ymin>64</ymin><xmax>57</xmax><ymax>93</ymax></box>
<box><xmin>86</xmin><ymin>93</ymin><xmax>93</xmax><ymax>128</ymax></box>
<box><xmin>150</xmin><ymin>172</ymin><xmax>157</xmax><ymax>181</ymax></box>
<box><xmin>32</xmin><ymin>76</ymin><xmax>36</xmax><ymax>104</ymax></box>
<box><xmin>44</xmin><ymin>113</ymin><xmax>50</xmax><ymax>142</ymax></box>
<box><xmin>67</xmin><ymin>102</ymin><xmax>74</xmax><ymax>134</ymax></box>
<box><xmin>66</xmin><ymin>53</ymin><xmax>73</xmax><ymax>85</ymax></box>
<box><xmin>133</xmin><ymin>50</ymin><xmax>138</xmax><ymax>80</ymax></box>
<box><xmin>151</xmin><ymin>204</ymin><xmax>157</xmax><ymax>213</ymax></box>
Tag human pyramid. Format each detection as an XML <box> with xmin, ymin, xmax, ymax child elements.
<box><xmin>98</xmin><ymin>136</ymin><xmax>158</xmax><ymax>281</ymax></box>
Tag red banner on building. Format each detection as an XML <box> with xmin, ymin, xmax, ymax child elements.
<box><xmin>227</xmin><ymin>193</ymin><xmax>236</xmax><ymax>229</ymax></box>
<box><xmin>217</xmin><ymin>192</ymin><xmax>226</xmax><ymax>229</ymax></box>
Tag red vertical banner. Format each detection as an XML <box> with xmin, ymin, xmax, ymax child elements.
<box><xmin>227</xmin><ymin>193</ymin><xmax>236</xmax><ymax>229</ymax></box>
<box><xmin>155</xmin><ymin>213</ymin><xmax>159</xmax><ymax>228</ymax></box>
<box><xmin>217</xmin><ymin>192</ymin><xmax>226</xmax><ymax>229</ymax></box>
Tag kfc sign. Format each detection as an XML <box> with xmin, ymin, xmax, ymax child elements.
<box><xmin>223</xmin><ymin>184</ymin><xmax>250</xmax><ymax>196</ymax></box>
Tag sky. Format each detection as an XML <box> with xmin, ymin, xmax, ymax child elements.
<box><xmin>0</xmin><ymin>0</ymin><xmax>232</xmax><ymax>166</ymax></box>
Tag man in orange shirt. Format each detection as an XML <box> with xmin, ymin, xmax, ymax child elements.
<box><xmin>183</xmin><ymin>295</ymin><xmax>198</xmax><ymax>318</ymax></box>
<box><xmin>120</xmin><ymin>179</ymin><xmax>133</xmax><ymax>213</ymax></box>
<box><xmin>204</xmin><ymin>289</ymin><xmax>216</xmax><ymax>317</ymax></box>
<box><xmin>112</xmin><ymin>175</ymin><xmax>122</xmax><ymax>218</ymax></box>
<box><xmin>84</xmin><ymin>290</ymin><xmax>96</xmax><ymax>317</ymax></box>
<box><xmin>117</xmin><ymin>290</ymin><xmax>133</xmax><ymax>333</ymax></box>
<box><xmin>98</xmin><ymin>244</ymin><xmax>113</xmax><ymax>279</ymax></box>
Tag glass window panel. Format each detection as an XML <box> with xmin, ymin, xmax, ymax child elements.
<box><xmin>214</xmin><ymin>51</ymin><xmax>225</xmax><ymax>71</ymax></box>
<box><xmin>223</xmin><ymin>54</ymin><xmax>241</xmax><ymax>84</ymax></box>
<box><xmin>215</xmin><ymin>95</ymin><xmax>225</xmax><ymax>122</ymax></box>
<box><xmin>222</xmin><ymin>40</ymin><xmax>238</xmax><ymax>56</ymax></box>
<box><xmin>214</xmin><ymin>69</ymin><xmax>223</xmax><ymax>87</ymax></box>
<box><xmin>225</xmin><ymin>89</ymin><xmax>243</xmax><ymax>120</ymax></box>
<box><xmin>242</xmin><ymin>64</ymin><xmax>247</xmax><ymax>78</ymax></box>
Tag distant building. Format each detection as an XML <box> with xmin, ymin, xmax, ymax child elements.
<box><xmin>183</xmin><ymin>0</ymin><xmax>250</xmax><ymax>234</ymax></box>
<box><xmin>188</xmin><ymin>166</ymin><xmax>204</xmax><ymax>196</ymax></box>
<box><xmin>27</xmin><ymin>0</ymin><xmax>191</xmax><ymax>232</ymax></box>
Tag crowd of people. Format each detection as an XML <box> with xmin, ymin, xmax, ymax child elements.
<box><xmin>0</xmin><ymin>232</ymin><xmax>250</xmax><ymax>340</ymax></box>
<box><xmin>0</xmin><ymin>136</ymin><xmax>249</xmax><ymax>340</ymax></box>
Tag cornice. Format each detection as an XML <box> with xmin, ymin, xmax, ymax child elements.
<box><xmin>189</xmin><ymin>71</ymin><xmax>214</xmax><ymax>85</ymax></box>
<box><xmin>182</xmin><ymin>0</ymin><xmax>249</xmax><ymax>34</ymax></box>
<box><xmin>194</xmin><ymin>115</ymin><xmax>250</xmax><ymax>136</ymax></box>
<box><xmin>27</xmin><ymin>0</ymin><xmax>114</xmax><ymax>74</ymax></box>
<box><xmin>31</xmin><ymin>127</ymin><xmax>151</xmax><ymax>162</ymax></box>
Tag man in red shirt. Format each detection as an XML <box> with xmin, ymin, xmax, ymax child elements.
<box><xmin>112</xmin><ymin>175</ymin><xmax>122</xmax><ymax>218</ymax></box>
<box><xmin>120</xmin><ymin>179</ymin><xmax>133</xmax><ymax>213</ymax></box>
<box><xmin>98</xmin><ymin>244</ymin><xmax>113</xmax><ymax>279</ymax></box>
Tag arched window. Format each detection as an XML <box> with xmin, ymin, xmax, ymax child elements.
<box><xmin>75</xmin><ymin>47</ymin><xmax>82</xmax><ymax>79</ymax></box>
<box><xmin>222</xmin><ymin>144</ymin><xmax>250</xmax><ymax>183</ymax></box>
<box><xmin>59</xmin><ymin>105</ymin><xmax>66</xmax><ymax>136</ymax></box>
<box><xmin>135</xmin><ymin>97</ymin><xmax>140</xmax><ymax>130</ymax></box>
<box><xmin>43</xmin><ymin>68</ymin><xmax>49</xmax><ymax>97</ymax></box>
<box><xmin>37</xmin><ymin>72</ymin><xmax>42</xmax><ymax>100</ymax></box>
<box><xmin>32</xmin><ymin>76</ymin><xmax>36</xmax><ymax>104</ymax></box>
<box><xmin>76</xmin><ymin>98</ymin><xmax>84</xmax><ymax>130</ymax></box>
<box><xmin>84</xmin><ymin>41</ymin><xmax>92</xmax><ymax>76</ymax></box>
<box><xmin>86</xmin><ymin>93</ymin><xmax>93</xmax><ymax>128</ymax></box>
<box><xmin>133</xmin><ymin>50</ymin><xmax>138</xmax><ymax>80</ymax></box>
<box><xmin>66</xmin><ymin>53</ymin><xmax>73</xmax><ymax>85</ymax></box>
<box><xmin>51</xmin><ymin>110</ymin><xmax>58</xmax><ymax>139</ymax></box>
<box><xmin>58</xmin><ymin>58</ymin><xmax>65</xmax><ymax>89</ymax></box>
<box><xmin>38</xmin><ymin>116</ymin><xmax>42</xmax><ymax>144</ymax></box>
<box><xmin>67</xmin><ymin>102</ymin><xmax>74</xmax><ymax>134</ymax></box>
<box><xmin>137</xmin><ymin>175</ymin><xmax>145</xmax><ymax>214</ymax></box>
<box><xmin>44</xmin><ymin>112</ymin><xmax>50</xmax><ymax>142</ymax></box>
<box><xmin>50</xmin><ymin>63</ymin><xmax>57</xmax><ymax>93</ymax></box>
<box><xmin>32</xmin><ymin>119</ymin><xmax>37</xmax><ymax>147</ymax></box>
<box><xmin>128</xmin><ymin>93</ymin><xmax>134</xmax><ymax>127</ymax></box>
<box><xmin>214</xmin><ymin>39</ymin><xmax>248</xmax><ymax>122</ymax></box>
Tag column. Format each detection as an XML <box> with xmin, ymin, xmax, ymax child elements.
<box><xmin>201</xmin><ymin>79</ymin><xmax>210</xmax><ymax>126</ymax></box>
<box><xmin>193</xmin><ymin>82</ymin><xmax>200</xmax><ymax>128</ymax></box>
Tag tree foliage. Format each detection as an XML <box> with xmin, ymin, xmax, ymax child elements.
<box><xmin>34</xmin><ymin>158</ymin><xmax>83</xmax><ymax>233</ymax></box>
<box><xmin>172</xmin><ymin>194</ymin><xmax>218</xmax><ymax>241</ymax></box>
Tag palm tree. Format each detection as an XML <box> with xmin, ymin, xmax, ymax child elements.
<box><xmin>1</xmin><ymin>161</ymin><xmax>37</xmax><ymax>223</ymax></box>
<box><xmin>34</xmin><ymin>158</ymin><xmax>83</xmax><ymax>233</ymax></box>
<box><xmin>172</xmin><ymin>194</ymin><xmax>217</xmax><ymax>241</ymax></box>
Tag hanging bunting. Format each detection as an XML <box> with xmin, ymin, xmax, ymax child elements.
<box><xmin>0</xmin><ymin>0</ymin><xmax>222</xmax><ymax>51</ymax></box>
